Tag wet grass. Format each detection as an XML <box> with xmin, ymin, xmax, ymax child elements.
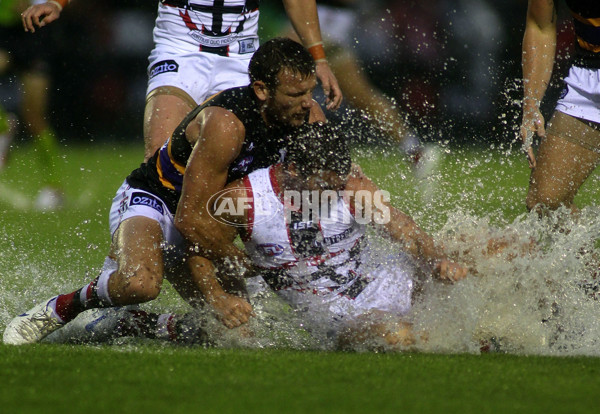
<box><xmin>1</xmin><ymin>142</ymin><xmax>600</xmax><ymax>413</ymax></box>
<box><xmin>1</xmin><ymin>345</ymin><xmax>598</xmax><ymax>414</ymax></box>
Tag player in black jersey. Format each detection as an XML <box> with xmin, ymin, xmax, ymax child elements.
<box><xmin>4</xmin><ymin>38</ymin><xmax>326</xmax><ymax>345</ymax></box>
<box><xmin>521</xmin><ymin>0</ymin><xmax>600</xmax><ymax>214</ymax></box>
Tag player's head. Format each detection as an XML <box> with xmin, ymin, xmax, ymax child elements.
<box><xmin>249</xmin><ymin>37</ymin><xmax>315</xmax><ymax>90</ymax></box>
<box><xmin>284</xmin><ymin>122</ymin><xmax>351</xmax><ymax>191</ymax></box>
<box><xmin>250</xmin><ymin>38</ymin><xmax>317</xmax><ymax>127</ymax></box>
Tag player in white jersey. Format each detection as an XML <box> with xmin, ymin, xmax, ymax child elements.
<box><xmin>204</xmin><ymin>122</ymin><xmax>469</xmax><ymax>349</ymax></box>
<box><xmin>20</xmin><ymin>0</ymin><xmax>342</xmax><ymax>160</ymax></box>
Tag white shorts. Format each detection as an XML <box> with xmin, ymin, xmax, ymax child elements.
<box><xmin>98</xmin><ymin>181</ymin><xmax>186</xmax><ymax>293</ymax></box>
<box><xmin>555</xmin><ymin>66</ymin><xmax>600</xmax><ymax>124</ymax></box>
<box><xmin>147</xmin><ymin>3</ymin><xmax>258</xmax><ymax>104</ymax></box>
<box><xmin>108</xmin><ymin>180</ymin><xmax>184</xmax><ymax>250</ymax></box>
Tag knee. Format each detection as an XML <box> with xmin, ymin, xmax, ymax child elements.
<box><xmin>118</xmin><ymin>267</ymin><xmax>163</xmax><ymax>303</ymax></box>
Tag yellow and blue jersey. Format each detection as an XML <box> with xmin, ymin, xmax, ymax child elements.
<box><xmin>126</xmin><ymin>85</ymin><xmax>299</xmax><ymax>214</ymax></box>
<box><xmin>566</xmin><ymin>0</ymin><xmax>600</xmax><ymax>67</ymax></box>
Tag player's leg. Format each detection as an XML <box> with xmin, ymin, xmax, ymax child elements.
<box><xmin>105</xmin><ymin>216</ymin><xmax>166</xmax><ymax>304</ymax></box>
<box><xmin>328</xmin><ymin>49</ymin><xmax>411</xmax><ymax>141</ymax></box>
<box><xmin>21</xmin><ymin>69</ymin><xmax>64</xmax><ymax>209</ymax></box>
<box><xmin>327</xmin><ymin>47</ymin><xmax>440</xmax><ymax>178</ymax></box>
<box><xmin>143</xmin><ymin>87</ymin><xmax>196</xmax><ymax>161</ymax></box>
<box><xmin>2</xmin><ymin>215</ymin><xmax>166</xmax><ymax>345</ymax></box>
<box><xmin>526</xmin><ymin>111</ymin><xmax>600</xmax><ymax>213</ymax></box>
<box><xmin>3</xmin><ymin>181</ymin><xmax>171</xmax><ymax>344</ymax></box>
<box><xmin>0</xmin><ymin>104</ymin><xmax>16</xmax><ymax>169</ymax></box>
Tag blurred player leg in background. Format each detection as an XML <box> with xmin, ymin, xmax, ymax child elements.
<box><xmin>286</xmin><ymin>0</ymin><xmax>442</xmax><ymax>180</ymax></box>
<box><xmin>21</xmin><ymin>66</ymin><xmax>63</xmax><ymax>209</ymax></box>
<box><xmin>0</xmin><ymin>0</ymin><xmax>63</xmax><ymax>209</ymax></box>
<box><xmin>0</xmin><ymin>104</ymin><xmax>16</xmax><ymax>170</ymax></box>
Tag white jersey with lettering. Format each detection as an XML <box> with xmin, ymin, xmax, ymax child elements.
<box><xmin>154</xmin><ymin>0</ymin><xmax>259</xmax><ymax>56</ymax></box>
<box><xmin>241</xmin><ymin>166</ymin><xmax>414</xmax><ymax>326</ymax></box>
<box><xmin>147</xmin><ymin>1</ymin><xmax>259</xmax><ymax>103</ymax></box>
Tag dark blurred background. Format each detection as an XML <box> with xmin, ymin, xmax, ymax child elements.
<box><xmin>0</xmin><ymin>0</ymin><xmax>578</xmax><ymax>146</ymax></box>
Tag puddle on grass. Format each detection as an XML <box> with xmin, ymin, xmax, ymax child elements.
<box><xmin>2</xmin><ymin>146</ymin><xmax>600</xmax><ymax>356</ymax></box>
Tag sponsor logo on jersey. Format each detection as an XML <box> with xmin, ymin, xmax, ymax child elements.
<box><xmin>130</xmin><ymin>192</ymin><xmax>165</xmax><ymax>214</ymax></box>
<box><xmin>322</xmin><ymin>227</ymin><xmax>353</xmax><ymax>246</ymax></box>
<box><xmin>258</xmin><ymin>243</ymin><xmax>285</xmax><ymax>256</ymax></box>
<box><xmin>238</xmin><ymin>38</ymin><xmax>256</xmax><ymax>54</ymax></box>
<box><xmin>292</xmin><ymin>221</ymin><xmax>318</xmax><ymax>230</ymax></box>
<box><xmin>149</xmin><ymin>60</ymin><xmax>179</xmax><ymax>79</ymax></box>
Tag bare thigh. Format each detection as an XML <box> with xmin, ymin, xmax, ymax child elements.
<box><xmin>527</xmin><ymin>113</ymin><xmax>600</xmax><ymax>212</ymax></box>
<box><xmin>107</xmin><ymin>216</ymin><xmax>166</xmax><ymax>305</ymax></box>
<box><xmin>143</xmin><ymin>87</ymin><xmax>196</xmax><ymax>161</ymax></box>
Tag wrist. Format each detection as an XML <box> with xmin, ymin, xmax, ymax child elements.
<box><xmin>47</xmin><ymin>0</ymin><xmax>69</xmax><ymax>11</ymax></box>
<box><xmin>307</xmin><ymin>42</ymin><xmax>327</xmax><ymax>63</ymax></box>
<box><xmin>522</xmin><ymin>96</ymin><xmax>540</xmax><ymax>108</ymax></box>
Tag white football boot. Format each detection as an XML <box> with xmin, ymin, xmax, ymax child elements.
<box><xmin>3</xmin><ymin>296</ymin><xmax>65</xmax><ymax>345</ymax></box>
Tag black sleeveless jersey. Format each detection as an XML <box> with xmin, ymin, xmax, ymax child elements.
<box><xmin>126</xmin><ymin>85</ymin><xmax>300</xmax><ymax>214</ymax></box>
<box><xmin>565</xmin><ymin>0</ymin><xmax>600</xmax><ymax>68</ymax></box>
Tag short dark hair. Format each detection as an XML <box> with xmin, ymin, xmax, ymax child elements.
<box><xmin>249</xmin><ymin>37</ymin><xmax>316</xmax><ymax>90</ymax></box>
<box><xmin>285</xmin><ymin>122</ymin><xmax>351</xmax><ymax>177</ymax></box>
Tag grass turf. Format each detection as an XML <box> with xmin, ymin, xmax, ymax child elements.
<box><xmin>1</xmin><ymin>346</ymin><xmax>599</xmax><ymax>414</ymax></box>
<box><xmin>1</xmin><ymin>142</ymin><xmax>600</xmax><ymax>413</ymax></box>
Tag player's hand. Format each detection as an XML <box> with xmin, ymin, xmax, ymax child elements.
<box><xmin>315</xmin><ymin>60</ymin><xmax>342</xmax><ymax>110</ymax></box>
<box><xmin>520</xmin><ymin>106</ymin><xmax>545</xmax><ymax>169</ymax></box>
<box><xmin>22</xmin><ymin>3</ymin><xmax>62</xmax><ymax>33</ymax></box>
<box><xmin>433</xmin><ymin>259</ymin><xmax>468</xmax><ymax>282</ymax></box>
<box><xmin>207</xmin><ymin>292</ymin><xmax>254</xmax><ymax>329</ymax></box>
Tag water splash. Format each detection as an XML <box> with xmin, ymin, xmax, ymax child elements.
<box><xmin>411</xmin><ymin>206</ymin><xmax>600</xmax><ymax>355</ymax></box>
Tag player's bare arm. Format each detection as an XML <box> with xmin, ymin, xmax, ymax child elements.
<box><xmin>521</xmin><ymin>0</ymin><xmax>557</xmax><ymax>168</ymax></box>
<box><xmin>186</xmin><ymin>255</ymin><xmax>254</xmax><ymax>329</ymax></box>
<box><xmin>282</xmin><ymin>0</ymin><xmax>343</xmax><ymax>110</ymax></box>
<box><xmin>175</xmin><ymin>107</ymin><xmax>251</xmax><ymax>269</ymax></box>
<box><xmin>345</xmin><ymin>164</ymin><xmax>468</xmax><ymax>282</ymax></box>
<box><xmin>174</xmin><ymin>108</ymin><xmax>255</xmax><ymax>326</ymax></box>
<box><xmin>21</xmin><ymin>1</ymin><xmax>65</xmax><ymax>33</ymax></box>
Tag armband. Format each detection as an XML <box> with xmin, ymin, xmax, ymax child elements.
<box><xmin>307</xmin><ymin>42</ymin><xmax>327</xmax><ymax>63</ymax></box>
<box><xmin>47</xmin><ymin>0</ymin><xmax>69</xmax><ymax>12</ymax></box>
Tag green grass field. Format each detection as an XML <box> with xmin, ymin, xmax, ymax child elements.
<box><xmin>1</xmin><ymin>141</ymin><xmax>600</xmax><ymax>413</ymax></box>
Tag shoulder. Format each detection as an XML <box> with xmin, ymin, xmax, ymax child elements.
<box><xmin>187</xmin><ymin>106</ymin><xmax>246</xmax><ymax>148</ymax></box>
<box><xmin>308</xmin><ymin>99</ymin><xmax>327</xmax><ymax>123</ymax></box>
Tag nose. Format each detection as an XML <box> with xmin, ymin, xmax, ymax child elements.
<box><xmin>301</xmin><ymin>94</ymin><xmax>312</xmax><ymax>109</ymax></box>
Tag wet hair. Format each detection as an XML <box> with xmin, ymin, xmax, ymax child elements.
<box><xmin>249</xmin><ymin>37</ymin><xmax>316</xmax><ymax>91</ymax></box>
<box><xmin>285</xmin><ymin>122</ymin><xmax>351</xmax><ymax>177</ymax></box>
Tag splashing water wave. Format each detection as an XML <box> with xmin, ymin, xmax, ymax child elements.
<box><xmin>3</xmin><ymin>207</ymin><xmax>600</xmax><ymax>355</ymax></box>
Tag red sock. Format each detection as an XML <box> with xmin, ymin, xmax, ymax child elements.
<box><xmin>54</xmin><ymin>291</ymin><xmax>80</xmax><ymax>323</ymax></box>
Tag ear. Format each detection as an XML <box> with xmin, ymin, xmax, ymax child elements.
<box><xmin>252</xmin><ymin>80</ymin><xmax>269</xmax><ymax>102</ymax></box>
